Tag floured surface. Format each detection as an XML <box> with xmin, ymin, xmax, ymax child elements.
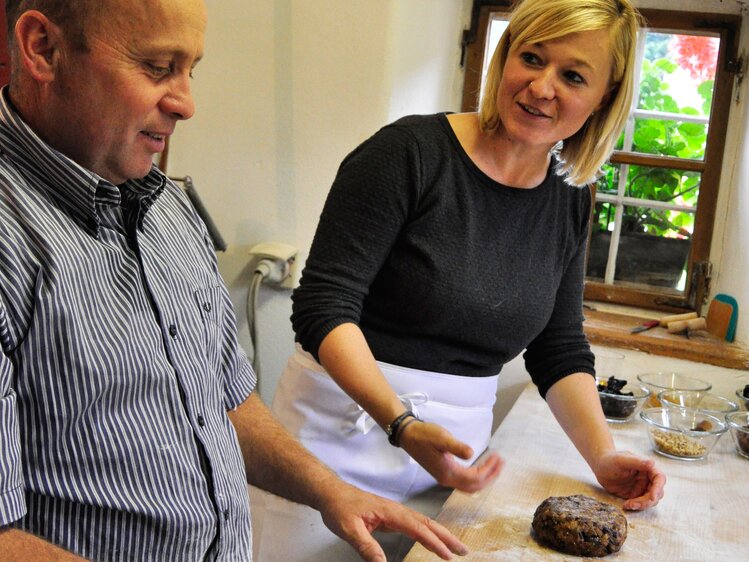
<box><xmin>405</xmin><ymin>382</ymin><xmax>749</xmax><ymax>561</ymax></box>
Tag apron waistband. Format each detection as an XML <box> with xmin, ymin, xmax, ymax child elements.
<box><xmin>291</xmin><ymin>344</ymin><xmax>499</xmax><ymax>435</ymax></box>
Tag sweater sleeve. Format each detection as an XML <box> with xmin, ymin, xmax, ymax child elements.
<box><xmin>291</xmin><ymin>123</ymin><xmax>422</xmax><ymax>359</ymax></box>
<box><xmin>523</xmin><ymin>185</ymin><xmax>596</xmax><ymax>398</ymax></box>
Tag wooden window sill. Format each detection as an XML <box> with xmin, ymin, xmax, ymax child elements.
<box><xmin>583</xmin><ymin>307</ymin><xmax>749</xmax><ymax>370</ymax></box>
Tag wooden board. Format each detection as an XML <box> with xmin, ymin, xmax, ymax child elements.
<box><xmin>405</xmin><ymin>383</ymin><xmax>749</xmax><ymax>561</ymax></box>
<box><xmin>706</xmin><ymin>299</ymin><xmax>734</xmax><ymax>340</ymax></box>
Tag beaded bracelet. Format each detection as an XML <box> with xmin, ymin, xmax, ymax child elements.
<box><xmin>393</xmin><ymin>416</ymin><xmax>423</xmax><ymax>447</ymax></box>
<box><xmin>386</xmin><ymin>410</ymin><xmax>415</xmax><ymax>446</ymax></box>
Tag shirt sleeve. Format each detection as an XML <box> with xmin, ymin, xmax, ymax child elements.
<box><xmin>219</xmin><ymin>286</ymin><xmax>257</xmax><ymax>410</ymax></box>
<box><xmin>291</xmin><ymin>123</ymin><xmax>422</xmax><ymax>359</ymax></box>
<box><xmin>523</xmin><ymin>186</ymin><xmax>596</xmax><ymax>398</ymax></box>
<box><xmin>0</xmin><ymin>301</ymin><xmax>26</xmax><ymax>526</ymax></box>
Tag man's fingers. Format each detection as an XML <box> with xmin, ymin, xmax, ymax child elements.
<box><xmin>424</xmin><ymin>517</ymin><xmax>469</xmax><ymax>557</ymax></box>
<box><xmin>392</xmin><ymin>513</ymin><xmax>467</xmax><ymax>560</ymax></box>
<box><xmin>351</xmin><ymin>525</ymin><xmax>387</xmax><ymax>562</ymax></box>
<box><xmin>348</xmin><ymin>507</ymin><xmax>467</xmax><ymax>561</ymax></box>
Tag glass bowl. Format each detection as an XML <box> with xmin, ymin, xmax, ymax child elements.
<box><xmin>658</xmin><ymin>390</ymin><xmax>739</xmax><ymax>418</ymax></box>
<box><xmin>736</xmin><ymin>385</ymin><xmax>749</xmax><ymax>410</ymax></box>
<box><xmin>636</xmin><ymin>372</ymin><xmax>712</xmax><ymax>408</ymax></box>
<box><xmin>726</xmin><ymin>411</ymin><xmax>749</xmax><ymax>459</ymax></box>
<box><xmin>640</xmin><ymin>407</ymin><xmax>726</xmax><ymax>461</ymax></box>
<box><xmin>596</xmin><ymin>376</ymin><xmax>650</xmax><ymax>423</ymax></box>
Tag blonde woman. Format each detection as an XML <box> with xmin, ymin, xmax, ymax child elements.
<box><xmin>253</xmin><ymin>1</ymin><xmax>665</xmax><ymax>560</ymax></box>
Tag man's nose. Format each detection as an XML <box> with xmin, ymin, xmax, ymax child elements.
<box><xmin>161</xmin><ymin>76</ymin><xmax>196</xmax><ymax>120</ymax></box>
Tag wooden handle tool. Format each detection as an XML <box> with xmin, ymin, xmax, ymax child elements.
<box><xmin>667</xmin><ymin>317</ymin><xmax>706</xmax><ymax>334</ymax></box>
<box><xmin>659</xmin><ymin>312</ymin><xmax>698</xmax><ymax>327</ymax></box>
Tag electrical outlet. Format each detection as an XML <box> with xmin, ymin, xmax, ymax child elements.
<box><xmin>249</xmin><ymin>242</ymin><xmax>299</xmax><ymax>287</ymax></box>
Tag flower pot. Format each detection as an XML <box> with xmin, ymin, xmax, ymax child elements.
<box><xmin>587</xmin><ymin>230</ymin><xmax>691</xmax><ymax>289</ymax></box>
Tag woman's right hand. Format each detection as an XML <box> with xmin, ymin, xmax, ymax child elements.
<box><xmin>399</xmin><ymin>419</ymin><xmax>504</xmax><ymax>493</ymax></box>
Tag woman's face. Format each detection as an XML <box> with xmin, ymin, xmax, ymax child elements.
<box><xmin>495</xmin><ymin>29</ymin><xmax>614</xmax><ymax>152</ymax></box>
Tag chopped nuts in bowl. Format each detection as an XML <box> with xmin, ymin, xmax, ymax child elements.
<box><xmin>640</xmin><ymin>407</ymin><xmax>727</xmax><ymax>461</ymax></box>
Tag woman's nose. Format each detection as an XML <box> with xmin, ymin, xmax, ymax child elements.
<box><xmin>528</xmin><ymin>70</ymin><xmax>556</xmax><ymax>100</ymax></box>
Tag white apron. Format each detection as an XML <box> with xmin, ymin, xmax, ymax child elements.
<box><xmin>250</xmin><ymin>345</ymin><xmax>499</xmax><ymax>561</ymax></box>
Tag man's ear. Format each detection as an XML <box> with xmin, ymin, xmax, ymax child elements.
<box><xmin>14</xmin><ymin>10</ymin><xmax>64</xmax><ymax>83</ymax></box>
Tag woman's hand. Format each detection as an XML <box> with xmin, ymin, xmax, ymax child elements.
<box><xmin>592</xmin><ymin>450</ymin><xmax>666</xmax><ymax>510</ymax></box>
<box><xmin>398</xmin><ymin>420</ymin><xmax>504</xmax><ymax>493</ymax></box>
<box><xmin>545</xmin><ymin>373</ymin><xmax>667</xmax><ymax>511</ymax></box>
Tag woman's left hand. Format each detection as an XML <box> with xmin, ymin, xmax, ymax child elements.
<box><xmin>592</xmin><ymin>450</ymin><xmax>666</xmax><ymax>510</ymax></box>
<box><xmin>399</xmin><ymin>419</ymin><xmax>505</xmax><ymax>493</ymax></box>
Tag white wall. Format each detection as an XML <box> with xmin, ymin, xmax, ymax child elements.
<box><xmin>169</xmin><ymin>0</ymin><xmax>749</xmax><ymax>416</ymax></box>
<box><xmin>168</xmin><ymin>0</ymin><xmax>472</xmax><ymax>401</ymax></box>
<box><xmin>710</xmin><ymin>6</ymin><xmax>749</xmax><ymax>346</ymax></box>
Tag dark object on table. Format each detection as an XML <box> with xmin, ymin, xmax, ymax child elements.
<box><xmin>597</xmin><ymin>376</ymin><xmax>632</xmax><ymax>395</ymax></box>
<box><xmin>738</xmin><ymin>426</ymin><xmax>749</xmax><ymax>455</ymax></box>
<box><xmin>630</xmin><ymin>319</ymin><xmax>659</xmax><ymax>333</ymax></box>
<box><xmin>597</xmin><ymin>377</ymin><xmax>635</xmax><ymax>419</ymax></box>
<box><xmin>743</xmin><ymin>385</ymin><xmax>749</xmax><ymax>399</ymax></box>
<box><xmin>532</xmin><ymin>495</ymin><xmax>628</xmax><ymax>557</ymax></box>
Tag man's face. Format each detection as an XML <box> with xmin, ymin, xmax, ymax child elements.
<box><xmin>46</xmin><ymin>0</ymin><xmax>206</xmax><ymax>184</ymax></box>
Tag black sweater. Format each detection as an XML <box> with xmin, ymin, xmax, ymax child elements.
<box><xmin>291</xmin><ymin>113</ymin><xmax>594</xmax><ymax>397</ymax></box>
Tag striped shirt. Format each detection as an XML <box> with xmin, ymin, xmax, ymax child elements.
<box><xmin>0</xmin><ymin>89</ymin><xmax>256</xmax><ymax>560</ymax></box>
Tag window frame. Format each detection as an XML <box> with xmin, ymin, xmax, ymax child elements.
<box><xmin>461</xmin><ymin>5</ymin><xmax>741</xmax><ymax>314</ymax></box>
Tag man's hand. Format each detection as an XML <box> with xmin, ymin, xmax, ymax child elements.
<box><xmin>399</xmin><ymin>420</ymin><xmax>504</xmax><ymax>493</ymax></box>
<box><xmin>230</xmin><ymin>394</ymin><xmax>471</xmax><ymax>560</ymax></box>
<box><xmin>317</xmin><ymin>479</ymin><xmax>469</xmax><ymax>562</ymax></box>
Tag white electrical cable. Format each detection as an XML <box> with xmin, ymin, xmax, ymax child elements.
<box><xmin>247</xmin><ymin>260</ymin><xmax>273</xmax><ymax>379</ymax></box>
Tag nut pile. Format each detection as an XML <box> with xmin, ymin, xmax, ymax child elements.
<box><xmin>652</xmin><ymin>429</ymin><xmax>706</xmax><ymax>457</ymax></box>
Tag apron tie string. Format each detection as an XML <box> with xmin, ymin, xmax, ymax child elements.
<box><xmin>348</xmin><ymin>392</ymin><xmax>429</xmax><ymax>435</ymax></box>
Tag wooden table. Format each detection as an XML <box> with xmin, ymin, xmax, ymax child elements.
<box><xmin>405</xmin><ymin>381</ymin><xmax>749</xmax><ymax>561</ymax></box>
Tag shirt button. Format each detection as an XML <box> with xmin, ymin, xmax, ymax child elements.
<box><xmin>197</xmin><ymin>415</ymin><xmax>205</xmax><ymax>427</ymax></box>
<box><xmin>223</xmin><ymin>509</ymin><xmax>230</xmax><ymax>521</ymax></box>
<box><xmin>203</xmin><ymin>302</ymin><xmax>212</xmax><ymax>312</ymax></box>
<box><xmin>168</xmin><ymin>324</ymin><xmax>178</xmax><ymax>337</ymax></box>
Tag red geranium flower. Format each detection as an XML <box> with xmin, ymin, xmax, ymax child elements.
<box><xmin>671</xmin><ymin>34</ymin><xmax>718</xmax><ymax>82</ymax></box>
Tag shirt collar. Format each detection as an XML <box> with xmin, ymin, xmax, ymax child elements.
<box><xmin>0</xmin><ymin>87</ymin><xmax>166</xmax><ymax>237</ymax></box>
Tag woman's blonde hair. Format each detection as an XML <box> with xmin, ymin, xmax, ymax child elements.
<box><xmin>479</xmin><ymin>0</ymin><xmax>642</xmax><ymax>185</ymax></box>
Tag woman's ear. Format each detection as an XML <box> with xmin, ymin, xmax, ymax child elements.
<box><xmin>14</xmin><ymin>10</ymin><xmax>64</xmax><ymax>83</ymax></box>
<box><xmin>595</xmin><ymin>83</ymin><xmax>618</xmax><ymax>114</ymax></box>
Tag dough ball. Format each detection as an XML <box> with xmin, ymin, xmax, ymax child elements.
<box><xmin>531</xmin><ymin>494</ymin><xmax>627</xmax><ymax>557</ymax></box>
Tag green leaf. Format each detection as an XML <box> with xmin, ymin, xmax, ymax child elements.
<box><xmin>654</xmin><ymin>58</ymin><xmax>678</xmax><ymax>73</ymax></box>
<box><xmin>678</xmin><ymin>122</ymin><xmax>706</xmax><ymax>136</ymax></box>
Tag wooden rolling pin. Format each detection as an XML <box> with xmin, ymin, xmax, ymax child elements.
<box><xmin>658</xmin><ymin>311</ymin><xmax>698</xmax><ymax>327</ymax></box>
<box><xmin>667</xmin><ymin>317</ymin><xmax>707</xmax><ymax>334</ymax></box>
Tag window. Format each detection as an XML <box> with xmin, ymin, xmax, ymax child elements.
<box><xmin>462</xmin><ymin>5</ymin><xmax>741</xmax><ymax>313</ymax></box>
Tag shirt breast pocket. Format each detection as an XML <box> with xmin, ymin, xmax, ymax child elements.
<box><xmin>193</xmin><ymin>287</ymin><xmax>223</xmax><ymax>372</ymax></box>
